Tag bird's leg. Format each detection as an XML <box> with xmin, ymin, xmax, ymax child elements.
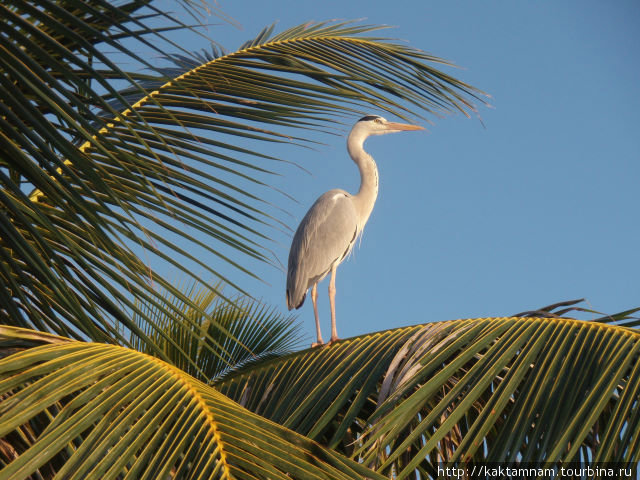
<box><xmin>311</xmin><ymin>284</ymin><xmax>323</xmax><ymax>347</ymax></box>
<box><xmin>328</xmin><ymin>265</ymin><xmax>340</xmax><ymax>344</ymax></box>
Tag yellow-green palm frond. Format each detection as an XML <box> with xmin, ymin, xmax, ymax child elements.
<box><xmin>0</xmin><ymin>326</ymin><xmax>384</xmax><ymax>480</ymax></box>
<box><xmin>216</xmin><ymin>317</ymin><xmax>640</xmax><ymax>476</ymax></box>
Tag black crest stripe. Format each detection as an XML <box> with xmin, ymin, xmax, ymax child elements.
<box><xmin>358</xmin><ymin>115</ymin><xmax>380</xmax><ymax>122</ymax></box>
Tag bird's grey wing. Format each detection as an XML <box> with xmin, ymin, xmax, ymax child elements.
<box><xmin>286</xmin><ymin>190</ymin><xmax>358</xmax><ymax>309</ymax></box>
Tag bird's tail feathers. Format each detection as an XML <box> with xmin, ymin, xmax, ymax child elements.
<box><xmin>286</xmin><ymin>289</ymin><xmax>306</xmax><ymax>310</ymax></box>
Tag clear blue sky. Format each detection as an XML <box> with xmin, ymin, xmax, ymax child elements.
<box><xmin>166</xmin><ymin>1</ymin><xmax>640</xmax><ymax>343</ymax></box>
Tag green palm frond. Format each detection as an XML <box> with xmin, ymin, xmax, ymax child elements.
<box><xmin>595</xmin><ymin>307</ymin><xmax>640</xmax><ymax>327</ymax></box>
<box><xmin>216</xmin><ymin>317</ymin><xmax>640</xmax><ymax>476</ymax></box>
<box><xmin>129</xmin><ymin>282</ymin><xmax>303</xmax><ymax>382</ymax></box>
<box><xmin>1</xmin><ymin>0</ymin><xmax>241</xmax><ymax>358</ymax></box>
<box><xmin>1</xmin><ymin>1</ymin><xmax>486</xmax><ymax>373</ymax></box>
<box><xmin>0</xmin><ymin>326</ymin><xmax>384</xmax><ymax>480</ymax></box>
<box><xmin>515</xmin><ymin>298</ymin><xmax>640</xmax><ymax>327</ymax></box>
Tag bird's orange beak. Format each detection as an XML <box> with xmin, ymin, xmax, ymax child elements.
<box><xmin>385</xmin><ymin>122</ymin><xmax>425</xmax><ymax>131</ymax></box>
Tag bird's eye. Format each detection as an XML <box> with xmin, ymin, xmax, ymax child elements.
<box><xmin>374</xmin><ymin>118</ymin><xmax>382</xmax><ymax>124</ymax></box>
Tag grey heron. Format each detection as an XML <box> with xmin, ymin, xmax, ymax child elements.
<box><xmin>286</xmin><ymin>115</ymin><xmax>424</xmax><ymax>346</ymax></box>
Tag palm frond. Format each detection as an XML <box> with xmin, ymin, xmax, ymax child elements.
<box><xmin>0</xmin><ymin>326</ymin><xmax>384</xmax><ymax>480</ymax></box>
<box><xmin>129</xmin><ymin>281</ymin><xmax>303</xmax><ymax>382</ymax></box>
<box><xmin>514</xmin><ymin>298</ymin><xmax>640</xmax><ymax>327</ymax></box>
<box><xmin>2</xmin><ymin>2</ymin><xmax>486</xmax><ymax>369</ymax></box>
<box><xmin>216</xmin><ymin>317</ymin><xmax>640</xmax><ymax>476</ymax></box>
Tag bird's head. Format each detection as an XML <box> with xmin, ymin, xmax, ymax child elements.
<box><xmin>352</xmin><ymin>115</ymin><xmax>424</xmax><ymax>137</ymax></box>
<box><xmin>346</xmin><ymin>115</ymin><xmax>424</xmax><ymax>159</ymax></box>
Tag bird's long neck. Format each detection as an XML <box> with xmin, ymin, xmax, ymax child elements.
<box><xmin>347</xmin><ymin>130</ymin><xmax>379</xmax><ymax>232</ymax></box>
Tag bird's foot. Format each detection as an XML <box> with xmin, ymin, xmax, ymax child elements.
<box><xmin>326</xmin><ymin>336</ymin><xmax>340</xmax><ymax>346</ymax></box>
<box><xmin>311</xmin><ymin>339</ymin><xmax>324</xmax><ymax>348</ymax></box>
